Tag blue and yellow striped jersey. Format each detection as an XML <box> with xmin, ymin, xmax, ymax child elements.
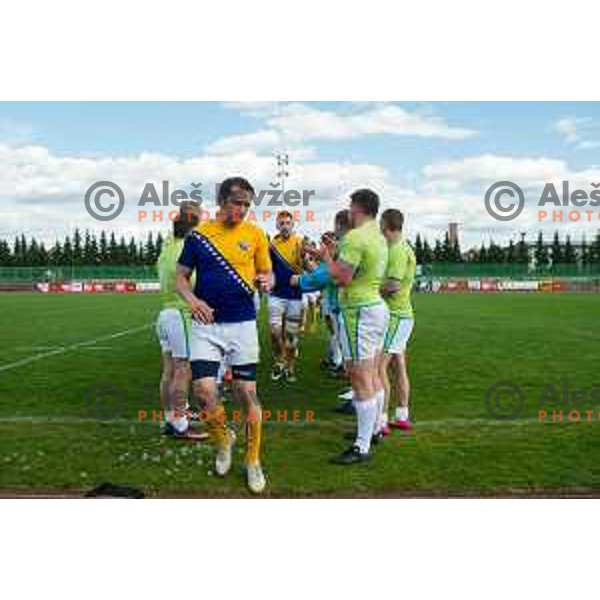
<box><xmin>269</xmin><ymin>233</ymin><xmax>304</xmax><ymax>300</ymax></box>
<box><xmin>178</xmin><ymin>220</ymin><xmax>271</xmax><ymax>323</ymax></box>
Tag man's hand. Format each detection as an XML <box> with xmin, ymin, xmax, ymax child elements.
<box><xmin>290</xmin><ymin>274</ymin><xmax>300</xmax><ymax>287</ymax></box>
<box><xmin>188</xmin><ymin>296</ymin><xmax>214</xmax><ymax>324</ymax></box>
<box><xmin>319</xmin><ymin>241</ymin><xmax>333</xmax><ymax>262</ymax></box>
<box><xmin>255</xmin><ymin>272</ymin><xmax>273</xmax><ymax>293</ymax></box>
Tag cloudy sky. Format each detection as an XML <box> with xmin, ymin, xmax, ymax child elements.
<box><xmin>1</xmin><ymin>101</ymin><xmax>600</xmax><ymax>248</ymax></box>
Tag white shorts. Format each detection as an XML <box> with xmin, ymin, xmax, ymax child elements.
<box><xmin>155</xmin><ymin>308</ymin><xmax>190</xmax><ymax>359</ymax></box>
<box><xmin>268</xmin><ymin>295</ymin><xmax>304</xmax><ymax>327</ymax></box>
<box><xmin>384</xmin><ymin>315</ymin><xmax>414</xmax><ymax>354</ymax></box>
<box><xmin>189</xmin><ymin>319</ymin><xmax>259</xmax><ymax>366</ymax></box>
<box><xmin>338</xmin><ymin>302</ymin><xmax>389</xmax><ymax>362</ymax></box>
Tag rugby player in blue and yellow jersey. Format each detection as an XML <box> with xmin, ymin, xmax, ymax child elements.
<box><xmin>175</xmin><ymin>177</ymin><xmax>273</xmax><ymax>494</ymax></box>
<box><xmin>268</xmin><ymin>211</ymin><xmax>305</xmax><ymax>383</ymax></box>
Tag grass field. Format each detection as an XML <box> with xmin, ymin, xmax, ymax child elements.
<box><xmin>1</xmin><ymin>292</ymin><xmax>600</xmax><ymax>497</ymax></box>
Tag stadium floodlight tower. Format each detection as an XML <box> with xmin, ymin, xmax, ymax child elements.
<box><xmin>275</xmin><ymin>152</ymin><xmax>289</xmax><ymax>196</ymax></box>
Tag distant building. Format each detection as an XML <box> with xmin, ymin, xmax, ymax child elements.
<box><xmin>448</xmin><ymin>222</ymin><xmax>459</xmax><ymax>246</ymax></box>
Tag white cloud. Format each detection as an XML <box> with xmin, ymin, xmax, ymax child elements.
<box><xmin>207</xmin><ymin>102</ymin><xmax>477</xmax><ymax>156</ymax></box>
<box><xmin>554</xmin><ymin>117</ymin><xmax>581</xmax><ymax>143</ymax></box>
<box><xmin>0</xmin><ymin>142</ymin><xmax>401</xmax><ymax>241</ymax></box>
<box><xmin>418</xmin><ymin>153</ymin><xmax>600</xmax><ymax>246</ymax></box>
<box><xmin>577</xmin><ymin>139</ymin><xmax>600</xmax><ymax>149</ymax></box>
<box><xmin>205</xmin><ymin>129</ymin><xmax>282</xmax><ymax>155</ymax></box>
<box><xmin>4</xmin><ymin>143</ymin><xmax>600</xmax><ymax>250</ymax></box>
<box><xmin>423</xmin><ymin>154</ymin><xmax>569</xmax><ymax>190</ymax></box>
<box><xmin>553</xmin><ymin>116</ymin><xmax>600</xmax><ymax>149</ymax></box>
<box><xmin>221</xmin><ymin>102</ymin><xmax>279</xmax><ymax>117</ymax></box>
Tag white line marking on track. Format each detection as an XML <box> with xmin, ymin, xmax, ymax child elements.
<box><xmin>0</xmin><ymin>324</ymin><xmax>151</xmax><ymax>374</ymax></box>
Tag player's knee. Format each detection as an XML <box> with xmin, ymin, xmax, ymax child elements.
<box><xmin>191</xmin><ymin>381</ymin><xmax>215</xmax><ymax>406</ymax></box>
<box><xmin>172</xmin><ymin>359</ymin><xmax>190</xmax><ymax>380</ymax></box>
<box><xmin>349</xmin><ymin>367</ymin><xmax>370</xmax><ymax>394</ymax></box>
<box><xmin>285</xmin><ymin>331</ymin><xmax>299</xmax><ymax>348</ymax></box>
<box><xmin>234</xmin><ymin>384</ymin><xmax>260</xmax><ymax>409</ymax></box>
<box><xmin>285</xmin><ymin>320</ymin><xmax>301</xmax><ymax>342</ymax></box>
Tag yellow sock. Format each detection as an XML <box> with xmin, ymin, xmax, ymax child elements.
<box><xmin>207</xmin><ymin>405</ymin><xmax>229</xmax><ymax>448</ymax></box>
<box><xmin>245</xmin><ymin>406</ymin><xmax>262</xmax><ymax>466</ymax></box>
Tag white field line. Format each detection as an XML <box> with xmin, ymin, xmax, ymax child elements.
<box><xmin>77</xmin><ymin>346</ymin><xmax>114</xmax><ymax>351</ymax></box>
<box><xmin>16</xmin><ymin>346</ymin><xmax>65</xmax><ymax>352</ymax></box>
<box><xmin>16</xmin><ymin>345</ymin><xmax>114</xmax><ymax>352</ymax></box>
<box><xmin>0</xmin><ymin>324</ymin><xmax>151</xmax><ymax>374</ymax></box>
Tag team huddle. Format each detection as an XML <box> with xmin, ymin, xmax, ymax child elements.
<box><xmin>155</xmin><ymin>177</ymin><xmax>416</xmax><ymax>493</ymax></box>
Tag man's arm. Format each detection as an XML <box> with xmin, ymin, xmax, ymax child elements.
<box><xmin>176</xmin><ymin>237</ymin><xmax>215</xmax><ymax>324</ymax></box>
<box><xmin>255</xmin><ymin>269</ymin><xmax>274</xmax><ymax>293</ymax></box>
<box><xmin>381</xmin><ymin>247</ymin><xmax>407</xmax><ymax>297</ymax></box>
<box><xmin>175</xmin><ymin>264</ymin><xmax>214</xmax><ymax>324</ymax></box>
<box><xmin>254</xmin><ymin>229</ymin><xmax>274</xmax><ymax>293</ymax></box>
<box><xmin>291</xmin><ymin>261</ymin><xmax>331</xmax><ymax>292</ymax></box>
<box><xmin>321</xmin><ymin>237</ymin><xmax>356</xmax><ymax>287</ymax></box>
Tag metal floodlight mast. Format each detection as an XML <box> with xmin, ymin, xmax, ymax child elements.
<box><xmin>275</xmin><ymin>152</ymin><xmax>290</xmax><ymax>195</ymax></box>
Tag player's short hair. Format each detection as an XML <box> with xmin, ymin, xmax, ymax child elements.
<box><xmin>218</xmin><ymin>177</ymin><xmax>255</xmax><ymax>204</ymax></box>
<box><xmin>381</xmin><ymin>208</ymin><xmax>404</xmax><ymax>232</ymax></box>
<box><xmin>350</xmin><ymin>188</ymin><xmax>380</xmax><ymax>217</ymax></box>
<box><xmin>174</xmin><ymin>201</ymin><xmax>200</xmax><ymax>238</ymax></box>
<box><xmin>334</xmin><ymin>209</ymin><xmax>351</xmax><ymax>232</ymax></box>
<box><xmin>277</xmin><ymin>210</ymin><xmax>293</xmax><ymax>222</ymax></box>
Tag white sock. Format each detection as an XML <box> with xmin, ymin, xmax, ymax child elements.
<box><xmin>395</xmin><ymin>406</ymin><xmax>409</xmax><ymax>422</ymax></box>
<box><xmin>353</xmin><ymin>396</ymin><xmax>378</xmax><ymax>453</ymax></box>
<box><xmin>373</xmin><ymin>388</ymin><xmax>385</xmax><ymax>434</ymax></box>
<box><xmin>329</xmin><ymin>337</ymin><xmax>343</xmax><ymax>367</ymax></box>
<box><xmin>172</xmin><ymin>414</ymin><xmax>189</xmax><ymax>433</ymax></box>
<box><xmin>167</xmin><ymin>409</ymin><xmax>189</xmax><ymax>433</ymax></box>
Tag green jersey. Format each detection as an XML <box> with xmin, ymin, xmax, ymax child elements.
<box><xmin>156</xmin><ymin>236</ymin><xmax>188</xmax><ymax>310</ymax></box>
<box><xmin>384</xmin><ymin>238</ymin><xmax>415</xmax><ymax>317</ymax></box>
<box><xmin>338</xmin><ymin>220</ymin><xmax>388</xmax><ymax>308</ymax></box>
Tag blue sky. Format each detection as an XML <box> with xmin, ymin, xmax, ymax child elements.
<box><xmin>4</xmin><ymin>101</ymin><xmax>600</xmax><ymax>168</ymax></box>
<box><xmin>1</xmin><ymin>101</ymin><xmax>599</xmax><ymax>246</ymax></box>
